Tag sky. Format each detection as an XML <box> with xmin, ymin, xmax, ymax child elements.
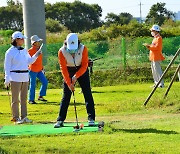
<box><xmin>0</xmin><ymin>0</ymin><xmax>179</xmax><ymax>19</ymax></box>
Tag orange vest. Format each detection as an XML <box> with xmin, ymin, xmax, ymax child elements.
<box><xmin>28</xmin><ymin>46</ymin><xmax>43</xmax><ymax>72</ymax></box>
<box><xmin>149</xmin><ymin>34</ymin><xmax>165</xmax><ymax>61</ymax></box>
<box><xmin>58</xmin><ymin>45</ymin><xmax>88</xmax><ymax>87</ymax></box>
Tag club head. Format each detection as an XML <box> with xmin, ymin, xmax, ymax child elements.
<box><xmin>98</xmin><ymin>121</ymin><xmax>105</xmax><ymax>128</ymax></box>
<box><xmin>73</xmin><ymin>125</ymin><xmax>79</xmax><ymax>129</ymax></box>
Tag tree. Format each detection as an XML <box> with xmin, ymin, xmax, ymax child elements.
<box><xmin>46</xmin><ymin>18</ymin><xmax>64</xmax><ymax>33</ymax></box>
<box><xmin>7</xmin><ymin>0</ymin><xmax>15</xmax><ymax>6</ymax></box>
<box><xmin>105</xmin><ymin>13</ymin><xmax>120</xmax><ymax>25</ymax></box>
<box><xmin>45</xmin><ymin>1</ymin><xmax>103</xmax><ymax>32</ymax></box>
<box><xmin>0</xmin><ymin>5</ymin><xmax>23</xmax><ymax>30</ymax></box>
<box><xmin>145</xmin><ymin>2</ymin><xmax>174</xmax><ymax>25</ymax></box>
<box><xmin>105</xmin><ymin>12</ymin><xmax>133</xmax><ymax>26</ymax></box>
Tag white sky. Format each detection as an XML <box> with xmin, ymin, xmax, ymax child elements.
<box><xmin>0</xmin><ymin>0</ymin><xmax>179</xmax><ymax>19</ymax></box>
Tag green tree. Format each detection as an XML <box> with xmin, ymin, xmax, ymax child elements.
<box><xmin>105</xmin><ymin>12</ymin><xmax>133</xmax><ymax>26</ymax></box>
<box><xmin>45</xmin><ymin>1</ymin><xmax>102</xmax><ymax>32</ymax></box>
<box><xmin>0</xmin><ymin>0</ymin><xmax>23</xmax><ymax>30</ymax></box>
<box><xmin>145</xmin><ymin>2</ymin><xmax>174</xmax><ymax>25</ymax></box>
<box><xmin>119</xmin><ymin>13</ymin><xmax>133</xmax><ymax>25</ymax></box>
<box><xmin>105</xmin><ymin>13</ymin><xmax>120</xmax><ymax>25</ymax></box>
<box><xmin>0</xmin><ymin>5</ymin><xmax>23</xmax><ymax>30</ymax></box>
<box><xmin>45</xmin><ymin>18</ymin><xmax>64</xmax><ymax>33</ymax></box>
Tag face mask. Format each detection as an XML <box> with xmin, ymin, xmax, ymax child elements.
<box><xmin>66</xmin><ymin>48</ymin><xmax>78</xmax><ymax>54</ymax></box>
<box><xmin>151</xmin><ymin>32</ymin><xmax>156</xmax><ymax>36</ymax></box>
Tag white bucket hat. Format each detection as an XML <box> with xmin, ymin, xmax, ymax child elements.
<box><xmin>150</xmin><ymin>25</ymin><xmax>160</xmax><ymax>32</ymax></box>
<box><xmin>12</xmin><ymin>31</ymin><xmax>27</xmax><ymax>40</ymax></box>
<box><xmin>66</xmin><ymin>33</ymin><xmax>78</xmax><ymax>50</ymax></box>
<box><xmin>31</xmin><ymin>35</ymin><xmax>43</xmax><ymax>45</ymax></box>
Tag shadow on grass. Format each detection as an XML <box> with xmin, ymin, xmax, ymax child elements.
<box><xmin>91</xmin><ymin>90</ymin><xmax>133</xmax><ymax>94</ymax></box>
<box><xmin>91</xmin><ymin>90</ymin><xmax>105</xmax><ymax>94</ymax></box>
<box><xmin>114</xmin><ymin>128</ymin><xmax>178</xmax><ymax>134</ymax></box>
<box><xmin>37</xmin><ymin>102</ymin><xmax>60</xmax><ymax>105</ymax></box>
<box><xmin>37</xmin><ymin>101</ymin><xmax>86</xmax><ymax>106</ymax></box>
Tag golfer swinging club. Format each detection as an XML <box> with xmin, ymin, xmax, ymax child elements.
<box><xmin>54</xmin><ymin>33</ymin><xmax>95</xmax><ymax>128</ymax></box>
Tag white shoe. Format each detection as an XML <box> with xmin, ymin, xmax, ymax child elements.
<box><xmin>158</xmin><ymin>85</ymin><xmax>164</xmax><ymax>88</ymax></box>
<box><xmin>15</xmin><ymin>118</ymin><xmax>23</xmax><ymax>124</ymax></box>
<box><xmin>88</xmin><ymin>120</ymin><xmax>95</xmax><ymax>126</ymax></box>
<box><xmin>54</xmin><ymin>121</ymin><xmax>64</xmax><ymax>128</ymax></box>
<box><xmin>21</xmin><ymin>117</ymin><xmax>33</xmax><ymax>123</ymax></box>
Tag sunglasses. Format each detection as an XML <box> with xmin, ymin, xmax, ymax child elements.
<box><xmin>16</xmin><ymin>38</ymin><xmax>24</xmax><ymax>40</ymax></box>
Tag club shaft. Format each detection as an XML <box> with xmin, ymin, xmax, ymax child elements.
<box><xmin>72</xmin><ymin>91</ymin><xmax>79</xmax><ymax>126</ymax></box>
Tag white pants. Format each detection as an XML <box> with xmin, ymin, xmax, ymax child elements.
<box><xmin>178</xmin><ymin>70</ymin><xmax>180</xmax><ymax>81</ymax></box>
<box><xmin>151</xmin><ymin>61</ymin><xmax>164</xmax><ymax>86</ymax></box>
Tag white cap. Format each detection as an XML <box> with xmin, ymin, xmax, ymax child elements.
<box><xmin>30</xmin><ymin>35</ymin><xmax>43</xmax><ymax>45</ymax></box>
<box><xmin>12</xmin><ymin>31</ymin><xmax>27</xmax><ymax>40</ymax></box>
<box><xmin>66</xmin><ymin>33</ymin><xmax>78</xmax><ymax>50</ymax></box>
<box><xmin>150</xmin><ymin>25</ymin><xmax>160</xmax><ymax>32</ymax></box>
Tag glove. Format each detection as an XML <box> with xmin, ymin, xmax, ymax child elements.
<box><xmin>34</xmin><ymin>43</ymin><xmax>43</xmax><ymax>57</ymax></box>
<box><xmin>72</xmin><ymin>76</ymin><xmax>77</xmax><ymax>85</ymax></box>
<box><xmin>4</xmin><ymin>81</ymin><xmax>10</xmax><ymax>89</ymax></box>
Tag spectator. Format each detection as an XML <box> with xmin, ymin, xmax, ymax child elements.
<box><xmin>28</xmin><ymin>35</ymin><xmax>48</xmax><ymax>104</ymax></box>
<box><xmin>143</xmin><ymin>25</ymin><xmax>165</xmax><ymax>88</ymax></box>
<box><xmin>4</xmin><ymin>31</ymin><xmax>42</xmax><ymax>124</ymax></box>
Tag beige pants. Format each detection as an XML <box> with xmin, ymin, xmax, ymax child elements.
<box><xmin>10</xmin><ymin>81</ymin><xmax>29</xmax><ymax>119</ymax></box>
<box><xmin>151</xmin><ymin>61</ymin><xmax>164</xmax><ymax>86</ymax></box>
<box><xmin>178</xmin><ymin>70</ymin><xmax>180</xmax><ymax>81</ymax></box>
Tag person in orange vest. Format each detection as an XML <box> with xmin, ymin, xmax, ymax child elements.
<box><xmin>143</xmin><ymin>25</ymin><xmax>165</xmax><ymax>88</ymax></box>
<box><xmin>28</xmin><ymin>35</ymin><xmax>48</xmax><ymax>104</ymax></box>
<box><xmin>54</xmin><ymin>33</ymin><xmax>95</xmax><ymax>128</ymax></box>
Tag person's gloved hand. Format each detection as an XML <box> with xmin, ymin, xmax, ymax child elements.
<box><xmin>72</xmin><ymin>76</ymin><xmax>77</xmax><ymax>85</ymax></box>
<box><xmin>4</xmin><ymin>81</ymin><xmax>10</xmax><ymax>88</ymax></box>
<box><xmin>34</xmin><ymin>43</ymin><xmax>43</xmax><ymax>57</ymax></box>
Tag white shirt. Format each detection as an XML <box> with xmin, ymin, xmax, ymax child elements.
<box><xmin>4</xmin><ymin>46</ymin><xmax>37</xmax><ymax>82</ymax></box>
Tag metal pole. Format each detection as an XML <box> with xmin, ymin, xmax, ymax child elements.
<box><xmin>140</xmin><ymin>1</ymin><xmax>142</xmax><ymax>23</ymax></box>
<box><xmin>122</xmin><ymin>37</ymin><xmax>126</xmax><ymax>70</ymax></box>
<box><xmin>22</xmin><ymin>0</ymin><xmax>47</xmax><ymax>65</ymax></box>
<box><xmin>144</xmin><ymin>48</ymin><xmax>180</xmax><ymax>106</ymax></box>
<box><xmin>164</xmin><ymin>64</ymin><xmax>180</xmax><ymax>98</ymax></box>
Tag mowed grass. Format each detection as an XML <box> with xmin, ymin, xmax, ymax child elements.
<box><xmin>0</xmin><ymin>82</ymin><xmax>180</xmax><ymax>153</ymax></box>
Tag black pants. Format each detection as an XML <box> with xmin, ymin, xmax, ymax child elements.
<box><xmin>57</xmin><ymin>68</ymin><xmax>95</xmax><ymax>121</ymax></box>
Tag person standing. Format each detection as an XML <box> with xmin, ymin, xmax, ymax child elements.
<box><xmin>144</xmin><ymin>25</ymin><xmax>165</xmax><ymax>88</ymax></box>
<box><xmin>54</xmin><ymin>33</ymin><xmax>95</xmax><ymax>128</ymax></box>
<box><xmin>28</xmin><ymin>35</ymin><xmax>48</xmax><ymax>104</ymax></box>
<box><xmin>4</xmin><ymin>31</ymin><xmax>42</xmax><ymax>124</ymax></box>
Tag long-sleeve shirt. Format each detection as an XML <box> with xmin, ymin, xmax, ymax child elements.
<box><xmin>149</xmin><ymin>34</ymin><xmax>165</xmax><ymax>61</ymax></box>
<box><xmin>28</xmin><ymin>46</ymin><xmax>43</xmax><ymax>72</ymax></box>
<box><xmin>4</xmin><ymin>46</ymin><xmax>37</xmax><ymax>82</ymax></box>
<box><xmin>58</xmin><ymin>44</ymin><xmax>88</xmax><ymax>87</ymax></box>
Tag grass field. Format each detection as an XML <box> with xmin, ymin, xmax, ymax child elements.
<box><xmin>0</xmin><ymin>83</ymin><xmax>180</xmax><ymax>153</ymax></box>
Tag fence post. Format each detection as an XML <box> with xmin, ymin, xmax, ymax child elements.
<box><xmin>122</xmin><ymin>37</ymin><xmax>126</xmax><ymax>70</ymax></box>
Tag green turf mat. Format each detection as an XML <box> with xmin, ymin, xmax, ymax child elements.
<box><xmin>0</xmin><ymin>122</ymin><xmax>98</xmax><ymax>136</ymax></box>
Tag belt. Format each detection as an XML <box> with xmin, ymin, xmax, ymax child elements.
<box><xmin>10</xmin><ymin>70</ymin><xmax>29</xmax><ymax>73</ymax></box>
